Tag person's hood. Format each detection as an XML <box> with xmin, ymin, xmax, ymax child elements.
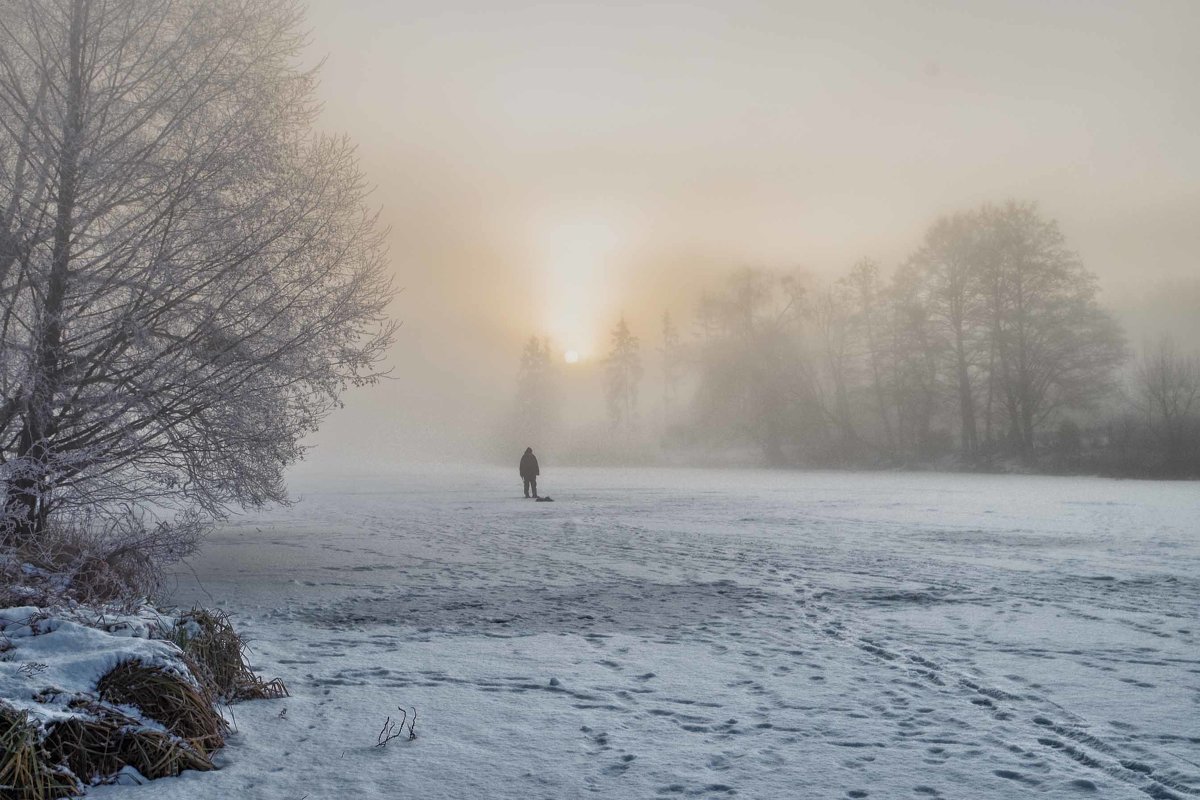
<box><xmin>524</xmin><ymin>447</ymin><xmax>533</xmax><ymax>454</ymax></box>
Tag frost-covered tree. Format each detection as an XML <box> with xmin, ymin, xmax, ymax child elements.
<box><xmin>811</xmin><ymin>280</ymin><xmax>860</xmax><ymax>453</ymax></box>
<box><xmin>887</xmin><ymin>261</ymin><xmax>943</xmax><ymax>461</ymax></box>
<box><xmin>842</xmin><ymin>259</ymin><xmax>896</xmax><ymax>456</ymax></box>
<box><xmin>1136</xmin><ymin>336</ymin><xmax>1200</xmax><ymax>471</ymax></box>
<box><xmin>514</xmin><ymin>335</ymin><xmax>558</xmax><ymax>444</ymax></box>
<box><xmin>691</xmin><ymin>270</ymin><xmax>813</xmax><ymax>465</ymax></box>
<box><xmin>974</xmin><ymin>203</ymin><xmax>1125</xmax><ymax>459</ymax></box>
<box><xmin>0</xmin><ymin>0</ymin><xmax>395</xmax><ymax>544</ymax></box>
<box><xmin>659</xmin><ymin>311</ymin><xmax>682</xmax><ymax>418</ymax></box>
<box><xmin>604</xmin><ymin>316</ymin><xmax>642</xmax><ymax>430</ymax></box>
<box><xmin>905</xmin><ymin>214</ymin><xmax>988</xmax><ymax>458</ymax></box>
<box><xmin>893</xmin><ymin>202</ymin><xmax>1124</xmax><ymax>463</ymax></box>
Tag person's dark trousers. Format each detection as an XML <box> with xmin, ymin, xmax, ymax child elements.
<box><xmin>523</xmin><ymin>478</ymin><xmax>538</xmax><ymax>498</ymax></box>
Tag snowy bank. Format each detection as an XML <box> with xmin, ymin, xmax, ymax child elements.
<box><xmin>0</xmin><ymin>604</ymin><xmax>283</xmax><ymax>797</ymax></box>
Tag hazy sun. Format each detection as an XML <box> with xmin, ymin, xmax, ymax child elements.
<box><xmin>564</xmin><ymin>350</ymin><xmax>580</xmax><ymax>364</ymax></box>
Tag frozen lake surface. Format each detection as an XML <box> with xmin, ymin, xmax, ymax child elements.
<box><xmin>99</xmin><ymin>467</ymin><xmax>1200</xmax><ymax>799</ymax></box>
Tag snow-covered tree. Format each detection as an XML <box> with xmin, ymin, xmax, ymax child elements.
<box><xmin>0</xmin><ymin>0</ymin><xmax>395</xmax><ymax>544</ymax></box>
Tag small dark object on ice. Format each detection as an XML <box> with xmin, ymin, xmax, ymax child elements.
<box><xmin>535</xmin><ymin>496</ymin><xmax>554</xmax><ymax>502</ymax></box>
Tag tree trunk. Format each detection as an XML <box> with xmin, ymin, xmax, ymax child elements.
<box><xmin>863</xmin><ymin>314</ymin><xmax>895</xmax><ymax>457</ymax></box>
<box><xmin>954</xmin><ymin>338</ymin><xmax>977</xmax><ymax>459</ymax></box>
<box><xmin>6</xmin><ymin>0</ymin><xmax>87</xmax><ymax>542</ymax></box>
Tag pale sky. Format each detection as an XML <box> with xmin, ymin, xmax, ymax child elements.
<box><xmin>293</xmin><ymin>0</ymin><xmax>1200</xmax><ymax>466</ymax></box>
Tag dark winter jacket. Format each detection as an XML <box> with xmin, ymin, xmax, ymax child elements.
<box><xmin>519</xmin><ymin>449</ymin><xmax>539</xmax><ymax>478</ymax></box>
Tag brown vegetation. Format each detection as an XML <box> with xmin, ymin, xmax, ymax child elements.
<box><xmin>97</xmin><ymin>661</ymin><xmax>227</xmax><ymax>757</ymax></box>
<box><xmin>1</xmin><ymin>609</ymin><xmax>287</xmax><ymax>799</ymax></box>
<box><xmin>44</xmin><ymin>701</ymin><xmax>213</xmax><ymax>786</ymax></box>
<box><xmin>0</xmin><ymin>706</ymin><xmax>79</xmax><ymax>800</ymax></box>
<box><xmin>171</xmin><ymin>609</ymin><xmax>289</xmax><ymax>702</ymax></box>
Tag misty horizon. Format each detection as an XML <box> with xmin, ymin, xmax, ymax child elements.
<box><xmin>292</xmin><ymin>0</ymin><xmax>1199</xmax><ymax>468</ymax></box>
<box><xmin>1</xmin><ymin>4</ymin><xmax>1196</xmax><ymax>798</ymax></box>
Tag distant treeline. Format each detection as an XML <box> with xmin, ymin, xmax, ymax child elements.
<box><xmin>512</xmin><ymin>201</ymin><xmax>1199</xmax><ymax>479</ymax></box>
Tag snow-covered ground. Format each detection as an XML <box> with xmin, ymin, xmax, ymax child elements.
<box><xmin>96</xmin><ymin>466</ymin><xmax>1199</xmax><ymax>799</ymax></box>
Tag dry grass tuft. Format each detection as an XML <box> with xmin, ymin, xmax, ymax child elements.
<box><xmin>43</xmin><ymin>702</ymin><xmax>212</xmax><ymax>783</ymax></box>
<box><xmin>0</xmin><ymin>705</ymin><xmax>79</xmax><ymax>800</ymax></box>
<box><xmin>171</xmin><ymin>609</ymin><xmax>288</xmax><ymax>701</ymax></box>
<box><xmin>1</xmin><ymin>609</ymin><xmax>279</xmax><ymax>797</ymax></box>
<box><xmin>96</xmin><ymin>661</ymin><xmax>227</xmax><ymax>756</ymax></box>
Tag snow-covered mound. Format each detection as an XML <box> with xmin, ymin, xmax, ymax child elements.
<box><xmin>0</xmin><ymin>606</ymin><xmax>185</xmax><ymax>724</ymax></box>
<box><xmin>0</xmin><ymin>604</ymin><xmax>251</xmax><ymax>796</ymax></box>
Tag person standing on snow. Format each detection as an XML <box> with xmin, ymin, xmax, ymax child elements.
<box><xmin>520</xmin><ymin>447</ymin><xmax>540</xmax><ymax>498</ymax></box>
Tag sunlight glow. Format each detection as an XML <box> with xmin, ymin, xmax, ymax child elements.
<box><xmin>538</xmin><ymin>217</ymin><xmax>621</xmax><ymax>356</ymax></box>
